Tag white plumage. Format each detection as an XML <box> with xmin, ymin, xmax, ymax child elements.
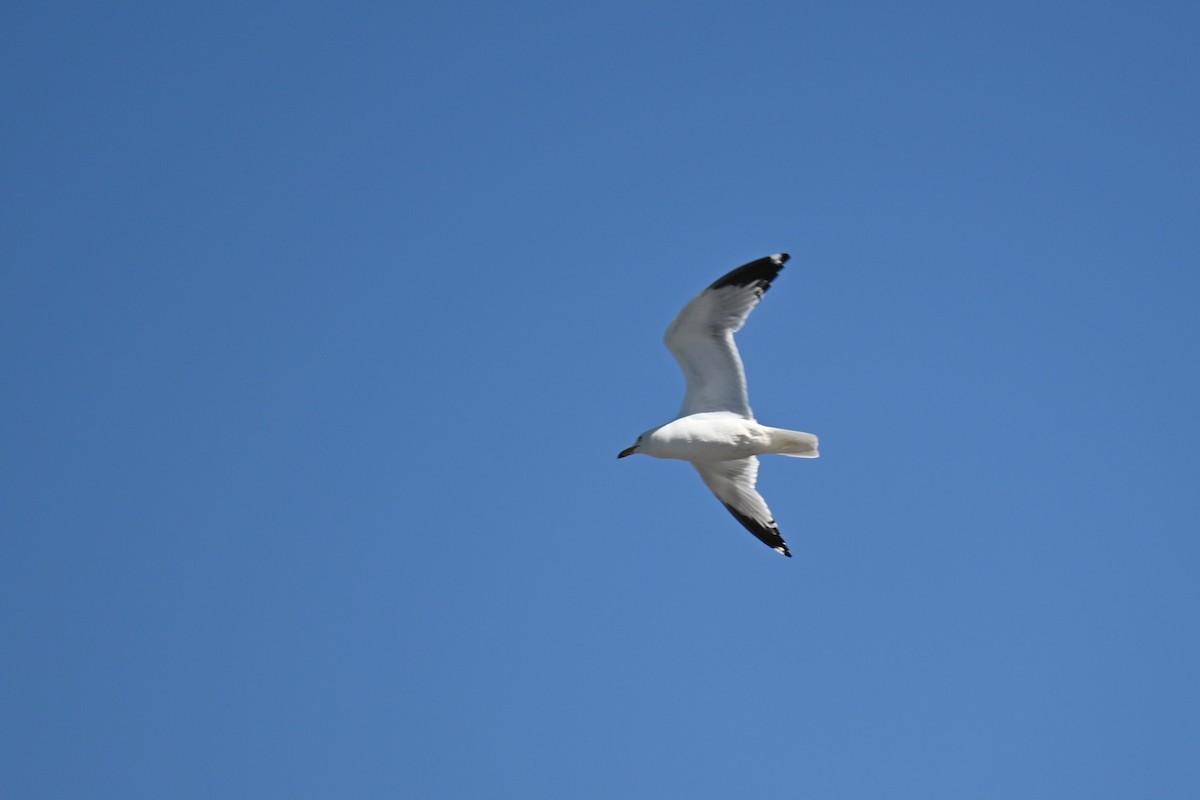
<box><xmin>618</xmin><ymin>253</ymin><xmax>819</xmax><ymax>557</ymax></box>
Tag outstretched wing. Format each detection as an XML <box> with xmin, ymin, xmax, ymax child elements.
<box><xmin>693</xmin><ymin>457</ymin><xmax>791</xmax><ymax>557</ymax></box>
<box><xmin>664</xmin><ymin>254</ymin><xmax>788</xmax><ymax>419</ymax></box>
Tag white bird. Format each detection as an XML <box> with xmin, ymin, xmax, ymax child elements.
<box><xmin>618</xmin><ymin>253</ymin><xmax>819</xmax><ymax>557</ymax></box>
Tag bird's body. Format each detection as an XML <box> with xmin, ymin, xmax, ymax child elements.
<box><xmin>634</xmin><ymin>412</ymin><xmax>817</xmax><ymax>463</ymax></box>
<box><xmin>618</xmin><ymin>253</ymin><xmax>819</xmax><ymax>557</ymax></box>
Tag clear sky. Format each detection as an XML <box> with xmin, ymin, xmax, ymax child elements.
<box><xmin>3</xmin><ymin>2</ymin><xmax>1199</xmax><ymax>798</ymax></box>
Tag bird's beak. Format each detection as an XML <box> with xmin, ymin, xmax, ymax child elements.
<box><xmin>617</xmin><ymin>445</ymin><xmax>637</xmax><ymax>459</ymax></box>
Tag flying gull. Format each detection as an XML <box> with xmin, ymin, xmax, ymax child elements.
<box><xmin>618</xmin><ymin>253</ymin><xmax>819</xmax><ymax>557</ymax></box>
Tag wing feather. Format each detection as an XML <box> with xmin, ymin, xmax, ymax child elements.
<box><xmin>664</xmin><ymin>254</ymin><xmax>788</xmax><ymax>419</ymax></box>
<box><xmin>693</xmin><ymin>457</ymin><xmax>791</xmax><ymax>557</ymax></box>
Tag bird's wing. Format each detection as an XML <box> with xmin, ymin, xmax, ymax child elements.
<box><xmin>693</xmin><ymin>457</ymin><xmax>791</xmax><ymax>557</ymax></box>
<box><xmin>664</xmin><ymin>253</ymin><xmax>788</xmax><ymax>419</ymax></box>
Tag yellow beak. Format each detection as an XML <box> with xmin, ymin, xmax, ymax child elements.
<box><xmin>617</xmin><ymin>445</ymin><xmax>637</xmax><ymax>459</ymax></box>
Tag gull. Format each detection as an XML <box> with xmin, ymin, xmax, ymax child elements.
<box><xmin>618</xmin><ymin>253</ymin><xmax>819</xmax><ymax>557</ymax></box>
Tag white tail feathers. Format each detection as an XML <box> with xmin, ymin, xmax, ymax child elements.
<box><xmin>767</xmin><ymin>428</ymin><xmax>820</xmax><ymax>458</ymax></box>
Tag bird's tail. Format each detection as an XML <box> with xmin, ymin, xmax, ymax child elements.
<box><xmin>766</xmin><ymin>428</ymin><xmax>820</xmax><ymax>458</ymax></box>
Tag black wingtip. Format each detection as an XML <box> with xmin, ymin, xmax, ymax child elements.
<box><xmin>707</xmin><ymin>253</ymin><xmax>789</xmax><ymax>293</ymax></box>
<box><xmin>721</xmin><ymin>502</ymin><xmax>792</xmax><ymax>557</ymax></box>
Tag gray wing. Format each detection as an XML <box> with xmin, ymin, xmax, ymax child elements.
<box><xmin>664</xmin><ymin>254</ymin><xmax>788</xmax><ymax>419</ymax></box>
<box><xmin>693</xmin><ymin>457</ymin><xmax>791</xmax><ymax>557</ymax></box>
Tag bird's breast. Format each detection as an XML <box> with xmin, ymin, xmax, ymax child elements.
<box><xmin>648</xmin><ymin>414</ymin><xmax>768</xmax><ymax>461</ymax></box>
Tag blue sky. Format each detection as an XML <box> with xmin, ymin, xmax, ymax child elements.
<box><xmin>4</xmin><ymin>1</ymin><xmax>1199</xmax><ymax>797</ymax></box>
